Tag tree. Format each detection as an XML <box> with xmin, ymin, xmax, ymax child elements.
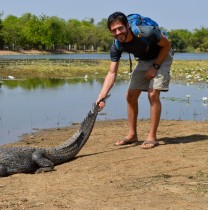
<box><xmin>79</xmin><ymin>19</ymin><xmax>98</xmax><ymax>50</ymax></box>
<box><xmin>96</xmin><ymin>18</ymin><xmax>112</xmax><ymax>51</ymax></box>
<box><xmin>19</xmin><ymin>13</ymin><xmax>42</xmax><ymax>49</ymax></box>
<box><xmin>65</xmin><ymin>19</ymin><xmax>82</xmax><ymax>50</ymax></box>
<box><xmin>191</xmin><ymin>27</ymin><xmax>208</xmax><ymax>52</ymax></box>
<box><xmin>0</xmin><ymin>11</ymin><xmax>4</xmax><ymax>49</ymax></box>
<box><xmin>2</xmin><ymin>15</ymin><xmax>23</xmax><ymax>50</ymax></box>
<box><xmin>168</xmin><ymin>29</ymin><xmax>192</xmax><ymax>52</ymax></box>
<box><xmin>40</xmin><ymin>15</ymin><xmax>66</xmax><ymax>50</ymax></box>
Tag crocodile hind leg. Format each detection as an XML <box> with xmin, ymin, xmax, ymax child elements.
<box><xmin>32</xmin><ymin>150</ymin><xmax>54</xmax><ymax>173</ymax></box>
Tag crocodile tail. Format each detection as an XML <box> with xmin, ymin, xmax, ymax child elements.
<box><xmin>79</xmin><ymin>94</ymin><xmax>111</xmax><ymax>141</ymax></box>
<box><xmin>52</xmin><ymin>102</ymin><xmax>99</xmax><ymax>160</ymax></box>
<box><xmin>50</xmin><ymin>95</ymin><xmax>110</xmax><ymax>162</ymax></box>
<box><xmin>79</xmin><ymin>102</ymin><xmax>99</xmax><ymax>141</ymax></box>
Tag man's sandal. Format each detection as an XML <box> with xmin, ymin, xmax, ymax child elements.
<box><xmin>115</xmin><ymin>139</ymin><xmax>139</xmax><ymax>146</ymax></box>
<box><xmin>141</xmin><ymin>140</ymin><xmax>159</xmax><ymax>149</ymax></box>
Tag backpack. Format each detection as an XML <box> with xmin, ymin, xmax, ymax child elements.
<box><xmin>114</xmin><ymin>13</ymin><xmax>165</xmax><ymax>73</ymax></box>
<box><xmin>114</xmin><ymin>13</ymin><xmax>163</xmax><ymax>50</ymax></box>
<box><xmin>127</xmin><ymin>13</ymin><xmax>159</xmax><ymax>36</ymax></box>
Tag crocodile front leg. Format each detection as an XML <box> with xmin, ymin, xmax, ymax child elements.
<box><xmin>32</xmin><ymin>150</ymin><xmax>54</xmax><ymax>173</ymax></box>
<box><xmin>0</xmin><ymin>164</ymin><xmax>8</xmax><ymax>177</ymax></box>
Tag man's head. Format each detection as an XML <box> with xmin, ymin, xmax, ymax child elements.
<box><xmin>107</xmin><ymin>12</ymin><xmax>130</xmax><ymax>43</ymax></box>
<box><xmin>107</xmin><ymin>12</ymin><xmax>128</xmax><ymax>29</ymax></box>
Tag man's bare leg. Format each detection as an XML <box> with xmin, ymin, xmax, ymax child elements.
<box><xmin>142</xmin><ymin>89</ymin><xmax>161</xmax><ymax>149</ymax></box>
<box><xmin>115</xmin><ymin>89</ymin><xmax>141</xmax><ymax>145</ymax></box>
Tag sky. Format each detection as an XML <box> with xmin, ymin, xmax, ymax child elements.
<box><xmin>1</xmin><ymin>0</ymin><xmax>208</xmax><ymax>31</ymax></box>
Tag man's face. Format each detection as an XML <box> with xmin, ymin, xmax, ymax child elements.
<box><xmin>109</xmin><ymin>20</ymin><xmax>128</xmax><ymax>43</ymax></box>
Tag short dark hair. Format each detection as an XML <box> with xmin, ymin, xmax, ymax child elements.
<box><xmin>107</xmin><ymin>12</ymin><xmax>128</xmax><ymax>30</ymax></box>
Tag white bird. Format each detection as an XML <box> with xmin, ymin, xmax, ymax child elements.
<box><xmin>8</xmin><ymin>75</ymin><xmax>14</xmax><ymax>80</ymax></box>
<box><xmin>84</xmin><ymin>75</ymin><xmax>88</xmax><ymax>81</ymax></box>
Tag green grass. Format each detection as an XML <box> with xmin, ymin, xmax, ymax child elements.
<box><xmin>0</xmin><ymin>59</ymin><xmax>208</xmax><ymax>84</ymax></box>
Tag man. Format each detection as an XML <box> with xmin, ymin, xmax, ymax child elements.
<box><xmin>96</xmin><ymin>12</ymin><xmax>173</xmax><ymax>149</ymax></box>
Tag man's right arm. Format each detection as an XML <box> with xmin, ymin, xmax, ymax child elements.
<box><xmin>96</xmin><ymin>61</ymin><xmax>119</xmax><ymax>110</ymax></box>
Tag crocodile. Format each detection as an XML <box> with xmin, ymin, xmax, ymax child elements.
<box><xmin>0</xmin><ymin>95</ymin><xmax>110</xmax><ymax>177</ymax></box>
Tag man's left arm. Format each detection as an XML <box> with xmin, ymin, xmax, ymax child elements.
<box><xmin>145</xmin><ymin>35</ymin><xmax>171</xmax><ymax>80</ymax></box>
<box><xmin>154</xmin><ymin>34</ymin><xmax>171</xmax><ymax>66</ymax></box>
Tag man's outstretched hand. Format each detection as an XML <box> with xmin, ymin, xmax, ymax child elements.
<box><xmin>96</xmin><ymin>94</ymin><xmax>111</xmax><ymax>112</ymax></box>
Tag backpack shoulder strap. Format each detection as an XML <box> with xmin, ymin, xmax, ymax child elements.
<box><xmin>114</xmin><ymin>39</ymin><xmax>123</xmax><ymax>51</ymax></box>
<box><xmin>127</xmin><ymin>14</ymin><xmax>143</xmax><ymax>36</ymax></box>
<box><xmin>113</xmin><ymin>39</ymin><xmax>133</xmax><ymax>74</ymax></box>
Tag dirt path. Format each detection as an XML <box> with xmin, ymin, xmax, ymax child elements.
<box><xmin>0</xmin><ymin>50</ymin><xmax>78</xmax><ymax>55</ymax></box>
<box><xmin>0</xmin><ymin>119</ymin><xmax>208</xmax><ymax>210</ymax></box>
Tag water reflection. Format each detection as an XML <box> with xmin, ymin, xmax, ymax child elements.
<box><xmin>0</xmin><ymin>79</ymin><xmax>207</xmax><ymax>145</ymax></box>
<box><xmin>3</xmin><ymin>78</ymin><xmax>98</xmax><ymax>89</ymax></box>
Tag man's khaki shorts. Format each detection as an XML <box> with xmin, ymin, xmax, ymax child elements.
<box><xmin>129</xmin><ymin>51</ymin><xmax>173</xmax><ymax>91</ymax></box>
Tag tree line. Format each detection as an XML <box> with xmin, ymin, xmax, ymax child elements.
<box><xmin>0</xmin><ymin>12</ymin><xmax>208</xmax><ymax>52</ymax></box>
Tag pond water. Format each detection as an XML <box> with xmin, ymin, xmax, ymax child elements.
<box><xmin>0</xmin><ymin>79</ymin><xmax>207</xmax><ymax>145</ymax></box>
<box><xmin>1</xmin><ymin>52</ymin><xmax>208</xmax><ymax>60</ymax></box>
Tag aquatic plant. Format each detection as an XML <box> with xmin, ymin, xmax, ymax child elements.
<box><xmin>202</xmin><ymin>97</ymin><xmax>208</xmax><ymax>104</ymax></box>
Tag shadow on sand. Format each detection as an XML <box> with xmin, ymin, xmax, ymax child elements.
<box><xmin>160</xmin><ymin>134</ymin><xmax>208</xmax><ymax>144</ymax></box>
<box><xmin>77</xmin><ymin>134</ymin><xmax>208</xmax><ymax>160</ymax></box>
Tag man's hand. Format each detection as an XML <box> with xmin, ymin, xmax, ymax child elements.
<box><xmin>144</xmin><ymin>66</ymin><xmax>157</xmax><ymax>80</ymax></box>
<box><xmin>96</xmin><ymin>100</ymin><xmax>105</xmax><ymax>112</ymax></box>
<box><xmin>96</xmin><ymin>94</ymin><xmax>111</xmax><ymax>112</ymax></box>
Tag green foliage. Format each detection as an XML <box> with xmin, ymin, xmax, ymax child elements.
<box><xmin>40</xmin><ymin>16</ymin><xmax>66</xmax><ymax>49</ymax></box>
<box><xmin>190</xmin><ymin>27</ymin><xmax>208</xmax><ymax>52</ymax></box>
<box><xmin>168</xmin><ymin>28</ymin><xmax>208</xmax><ymax>52</ymax></box>
<box><xmin>168</xmin><ymin>29</ymin><xmax>192</xmax><ymax>52</ymax></box>
<box><xmin>2</xmin><ymin>15</ymin><xmax>23</xmax><ymax>49</ymax></box>
<box><xmin>0</xmin><ymin>11</ymin><xmax>4</xmax><ymax>48</ymax></box>
<box><xmin>96</xmin><ymin>18</ymin><xmax>112</xmax><ymax>51</ymax></box>
<box><xmin>19</xmin><ymin>13</ymin><xmax>42</xmax><ymax>49</ymax></box>
<box><xmin>0</xmin><ymin>13</ymin><xmax>207</xmax><ymax>52</ymax></box>
<box><xmin>66</xmin><ymin>19</ymin><xmax>82</xmax><ymax>48</ymax></box>
<box><xmin>0</xmin><ymin>13</ymin><xmax>114</xmax><ymax>51</ymax></box>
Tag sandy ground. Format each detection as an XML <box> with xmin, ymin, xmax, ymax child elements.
<box><xmin>0</xmin><ymin>49</ymin><xmax>81</xmax><ymax>55</ymax></box>
<box><xmin>0</xmin><ymin>50</ymin><xmax>49</xmax><ymax>55</ymax></box>
<box><xmin>0</xmin><ymin>119</ymin><xmax>208</xmax><ymax>210</ymax></box>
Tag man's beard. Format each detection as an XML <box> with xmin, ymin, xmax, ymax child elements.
<box><xmin>115</xmin><ymin>31</ymin><xmax>128</xmax><ymax>43</ymax></box>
